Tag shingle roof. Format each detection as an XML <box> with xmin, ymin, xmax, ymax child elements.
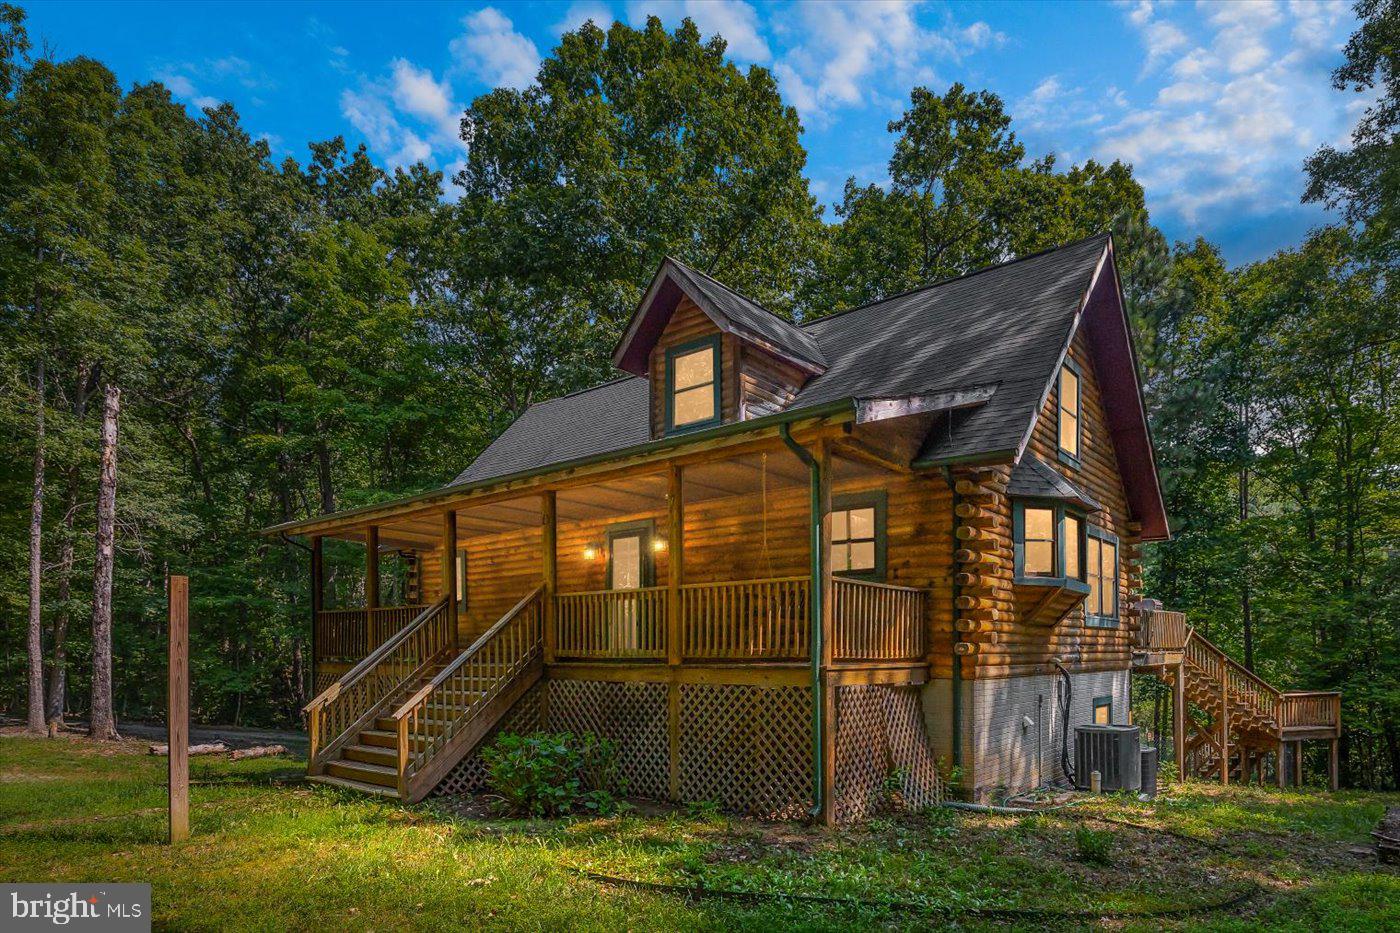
<box><xmin>665</xmin><ymin>260</ymin><xmax>827</xmax><ymax>372</ymax></box>
<box><xmin>453</xmin><ymin>234</ymin><xmax>1110</xmax><ymax>487</ymax></box>
<box><xmin>1007</xmin><ymin>455</ymin><xmax>1103</xmax><ymax>511</ymax></box>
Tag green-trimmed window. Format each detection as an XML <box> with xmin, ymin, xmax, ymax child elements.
<box><xmin>1013</xmin><ymin>500</ymin><xmax>1089</xmax><ymax>590</ymax></box>
<box><xmin>1093</xmin><ymin>695</ymin><xmax>1113</xmax><ymax>725</ymax></box>
<box><xmin>1058</xmin><ymin>361</ymin><xmax>1081</xmax><ymax>465</ymax></box>
<box><xmin>830</xmin><ymin>491</ymin><xmax>887</xmax><ymax>580</ymax></box>
<box><xmin>666</xmin><ymin>337</ymin><xmax>721</xmax><ymax>432</ymax></box>
<box><xmin>1085</xmin><ymin>527</ymin><xmax>1119</xmax><ymax>627</ymax></box>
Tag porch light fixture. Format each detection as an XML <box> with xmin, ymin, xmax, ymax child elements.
<box><xmin>582</xmin><ymin>545</ymin><xmax>599</xmax><ymax>561</ymax></box>
<box><xmin>651</xmin><ymin>537</ymin><xmax>667</xmax><ymax>553</ymax></box>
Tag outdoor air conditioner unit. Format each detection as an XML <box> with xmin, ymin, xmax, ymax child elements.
<box><xmin>1140</xmin><ymin>745</ymin><xmax>1159</xmax><ymax>798</ymax></box>
<box><xmin>1074</xmin><ymin>724</ymin><xmax>1142</xmax><ymax>792</ymax></box>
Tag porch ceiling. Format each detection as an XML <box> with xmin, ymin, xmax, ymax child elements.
<box><xmin>328</xmin><ymin>442</ymin><xmax>890</xmax><ymax>552</ymax></box>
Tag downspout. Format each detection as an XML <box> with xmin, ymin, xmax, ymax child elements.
<box><xmin>780</xmin><ymin>423</ymin><xmax>824</xmax><ymax>819</ymax></box>
<box><xmin>940</xmin><ymin>467</ymin><xmax>963</xmax><ymax>772</ymax></box>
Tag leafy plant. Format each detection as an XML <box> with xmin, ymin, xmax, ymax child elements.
<box><xmin>481</xmin><ymin>731</ymin><xmax>624</xmax><ymax>818</ymax></box>
<box><xmin>1073</xmin><ymin>825</ymin><xmax>1114</xmax><ymax>865</ymax></box>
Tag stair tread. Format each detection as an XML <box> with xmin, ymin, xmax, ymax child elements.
<box><xmin>331</xmin><ymin>759</ymin><xmax>396</xmax><ymax>775</ymax></box>
<box><xmin>308</xmin><ymin>774</ymin><xmax>400</xmax><ymax>798</ymax></box>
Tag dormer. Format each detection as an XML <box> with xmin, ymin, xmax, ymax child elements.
<box><xmin>613</xmin><ymin>258</ymin><xmax>827</xmax><ymax>438</ymax></box>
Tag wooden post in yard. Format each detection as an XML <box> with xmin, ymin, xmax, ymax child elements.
<box><xmin>168</xmin><ymin>574</ymin><xmax>189</xmax><ymax>844</ymax></box>
<box><xmin>1328</xmin><ymin>738</ymin><xmax>1339</xmax><ymax>791</ymax></box>
<box><xmin>1293</xmin><ymin>740</ymin><xmax>1303</xmax><ymax>787</ymax></box>
<box><xmin>1173</xmin><ymin>662</ymin><xmax>1186</xmax><ymax>782</ymax></box>
<box><xmin>1276</xmin><ymin>739</ymin><xmax>1286</xmax><ymax>788</ymax></box>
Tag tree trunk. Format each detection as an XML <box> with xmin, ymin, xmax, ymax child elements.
<box><xmin>88</xmin><ymin>384</ymin><xmax>121</xmax><ymax>741</ymax></box>
<box><xmin>46</xmin><ymin>365</ymin><xmax>93</xmax><ymax>724</ymax></box>
<box><xmin>26</xmin><ymin>355</ymin><xmax>46</xmax><ymax>733</ymax></box>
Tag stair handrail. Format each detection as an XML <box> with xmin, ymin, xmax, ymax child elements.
<box><xmin>305</xmin><ymin>596</ymin><xmax>453</xmax><ymax>767</ymax></box>
<box><xmin>1184</xmin><ymin>626</ymin><xmax>1281</xmax><ymax>720</ymax></box>
<box><xmin>391</xmin><ymin>585</ymin><xmax>545</xmax><ymax>796</ymax></box>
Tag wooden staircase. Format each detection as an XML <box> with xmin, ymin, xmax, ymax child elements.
<box><xmin>1142</xmin><ymin>621</ymin><xmax>1341</xmax><ymax>785</ymax></box>
<box><xmin>305</xmin><ymin>587</ymin><xmax>544</xmax><ymax>801</ymax></box>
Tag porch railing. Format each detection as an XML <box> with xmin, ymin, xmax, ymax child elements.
<box><xmin>831</xmin><ymin>578</ymin><xmax>926</xmax><ymax>660</ymax></box>
<box><xmin>555</xmin><ymin>586</ymin><xmax>667</xmax><ymax>659</ymax></box>
<box><xmin>304</xmin><ymin>597</ymin><xmax>452</xmax><ymax>769</ymax></box>
<box><xmin>315</xmin><ymin>605</ymin><xmax>425</xmax><ymax>661</ymax></box>
<box><xmin>1136</xmin><ymin>609</ymin><xmax>1188</xmax><ymax>652</ymax></box>
<box><xmin>552</xmin><ymin>575</ymin><xmax>924</xmax><ymax>663</ymax></box>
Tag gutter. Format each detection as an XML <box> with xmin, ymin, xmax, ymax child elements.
<box><xmin>262</xmin><ymin>399</ymin><xmax>856</xmax><ymax>538</ymax></box>
<box><xmin>779</xmin><ymin>422</ymin><xmax>825</xmax><ymax>820</ymax></box>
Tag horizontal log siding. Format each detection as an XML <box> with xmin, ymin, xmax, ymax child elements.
<box><xmin>416</xmin><ymin>471</ymin><xmax>952</xmax><ymax>655</ymax></box>
<box><xmin>738</xmin><ymin>344</ymin><xmax>806</xmax><ymax>420</ymax></box>
<box><xmin>649</xmin><ymin>298</ymin><xmax>738</xmax><ymax>438</ymax></box>
<box><xmin>977</xmin><ymin>326</ymin><xmax>1139</xmax><ymax>678</ymax></box>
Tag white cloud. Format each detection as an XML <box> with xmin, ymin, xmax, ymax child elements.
<box><xmin>341</xmin><ymin>85</ymin><xmax>433</xmax><ymax>169</ymax></box>
<box><xmin>555</xmin><ymin>1</ymin><xmax>615</xmax><ymax>34</ymax></box>
<box><xmin>1080</xmin><ymin>0</ymin><xmax>1358</xmax><ymax>223</ymax></box>
<box><xmin>770</xmin><ymin>1</ymin><xmax>997</xmax><ymax>123</ymax></box>
<box><xmin>625</xmin><ymin>0</ymin><xmax>771</xmax><ymax>62</ymax></box>
<box><xmin>390</xmin><ymin>59</ymin><xmax>466</xmax><ymax>150</ymax></box>
<box><xmin>450</xmin><ymin>7</ymin><xmax>541</xmax><ymax>90</ymax></box>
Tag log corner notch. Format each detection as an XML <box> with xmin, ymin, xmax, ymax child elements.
<box><xmin>950</xmin><ymin>465</ymin><xmax>1013</xmax><ymax>661</ymax></box>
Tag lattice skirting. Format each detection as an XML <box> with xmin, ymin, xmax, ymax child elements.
<box><xmin>431</xmin><ymin>682</ymin><xmax>546</xmax><ymax>797</ymax></box>
<box><xmin>547</xmin><ymin>680</ymin><xmax>670</xmax><ymax>800</ymax></box>
<box><xmin>680</xmin><ymin>683</ymin><xmax>812</xmax><ymax>819</ymax></box>
<box><xmin>833</xmin><ymin>685</ymin><xmax>944</xmax><ymax>822</ymax></box>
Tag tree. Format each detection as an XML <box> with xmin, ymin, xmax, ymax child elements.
<box><xmin>449</xmin><ymin>16</ymin><xmax>823</xmax><ymax>426</ymax></box>
<box><xmin>88</xmin><ymin>385</ymin><xmax>120</xmax><ymax>739</ymax></box>
<box><xmin>812</xmin><ymin>85</ymin><xmax>1166</xmax><ymax>313</ymax></box>
<box><xmin>1304</xmin><ymin>0</ymin><xmax>1400</xmax><ymax>258</ymax></box>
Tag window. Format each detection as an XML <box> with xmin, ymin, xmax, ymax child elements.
<box><xmin>1058</xmin><ymin>362</ymin><xmax>1081</xmax><ymax>465</ymax></box>
<box><xmin>1085</xmin><ymin>527</ymin><xmax>1119</xmax><ymax>626</ymax></box>
<box><xmin>1093</xmin><ymin>695</ymin><xmax>1113</xmax><ymax>725</ymax></box>
<box><xmin>666</xmin><ymin>337</ymin><xmax>721</xmax><ymax>432</ymax></box>
<box><xmin>1013</xmin><ymin>501</ymin><xmax>1089</xmax><ymax>589</ymax></box>
<box><xmin>830</xmin><ymin>491</ymin><xmax>887</xmax><ymax>580</ymax></box>
<box><xmin>455</xmin><ymin>551</ymin><xmax>468</xmax><ymax>612</ymax></box>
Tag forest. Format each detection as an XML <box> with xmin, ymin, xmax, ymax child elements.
<box><xmin>0</xmin><ymin>2</ymin><xmax>1395</xmax><ymax>787</ymax></box>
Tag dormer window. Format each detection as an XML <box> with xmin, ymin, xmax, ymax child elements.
<box><xmin>1057</xmin><ymin>361</ymin><xmax>1081</xmax><ymax>465</ymax></box>
<box><xmin>666</xmin><ymin>337</ymin><xmax>721</xmax><ymax>432</ymax></box>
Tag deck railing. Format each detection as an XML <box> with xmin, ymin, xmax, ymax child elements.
<box><xmin>832</xmin><ymin>578</ymin><xmax>925</xmax><ymax>660</ymax></box>
<box><xmin>555</xmin><ymin>586</ymin><xmax>667</xmax><ymax>659</ymax></box>
<box><xmin>1280</xmin><ymin>691</ymin><xmax>1341</xmax><ymax>733</ymax></box>
<box><xmin>1136</xmin><ymin>609</ymin><xmax>1188</xmax><ymax>652</ymax></box>
<box><xmin>315</xmin><ymin>605</ymin><xmax>425</xmax><ymax>660</ymax></box>
<box><xmin>304</xmin><ymin>597</ymin><xmax>452</xmax><ymax>768</ymax></box>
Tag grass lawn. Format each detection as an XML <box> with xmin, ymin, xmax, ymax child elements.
<box><xmin>1</xmin><ymin>731</ymin><xmax>1396</xmax><ymax>930</ymax></box>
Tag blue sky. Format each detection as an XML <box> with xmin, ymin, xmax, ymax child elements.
<box><xmin>23</xmin><ymin>1</ymin><xmax>1364</xmax><ymax>264</ymax></box>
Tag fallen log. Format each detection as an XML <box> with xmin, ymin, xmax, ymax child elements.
<box><xmin>230</xmin><ymin>744</ymin><xmax>288</xmax><ymax>761</ymax></box>
<box><xmin>148</xmin><ymin>742</ymin><xmax>227</xmax><ymax>757</ymax></box>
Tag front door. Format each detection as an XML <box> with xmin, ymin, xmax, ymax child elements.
<box><xmin>607</xmin><ymin>523</ymin><xmax>651</xmax><ymax>653</ymax></box>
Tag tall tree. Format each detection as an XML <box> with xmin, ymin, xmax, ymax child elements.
<box><xmin>1304</xmin><ymin>0</ymin><xmax>1400</xmax><ymax>258</ymax></box>
<box><xmin>25</xmin><ymin>347</ymin><xmax>43</xmax><ymax>731</ymax></box>
<box><xmin>88</xmin><ymin>385</ymin><xmax>120</xmax><ymax>740</ymax></box>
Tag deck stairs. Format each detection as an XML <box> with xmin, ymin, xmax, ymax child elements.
<box><xmin>305</xmin><ymin>587</ymin><xmax>544</xmax><ymax>801</ymax></box>
<box><xmin>1140</xmin><ymin>621</ymin><xmax>1340</xmax><ymax>783</ymax></box>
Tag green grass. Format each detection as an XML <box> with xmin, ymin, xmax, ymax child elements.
<box><xmin>1</xmin><ymin>733</ymin><xmax>1396</xmax><ymax>930</ymax></box>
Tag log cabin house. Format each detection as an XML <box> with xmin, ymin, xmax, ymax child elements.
<box><xmin>268</xmin><ymin>233</ymin><xmax>1341</xmax><ymax>819</ymax></box>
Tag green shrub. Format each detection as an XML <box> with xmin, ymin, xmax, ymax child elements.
<box><xmin>481</xmin><ymin>732</ymin><xmax>624</xmax><ymax>818</ymax></box>
<box><xmin>1073</xmin><ymin>825</ymin><xmax>1114</xmax><ymax>865</ymax></box>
